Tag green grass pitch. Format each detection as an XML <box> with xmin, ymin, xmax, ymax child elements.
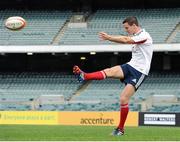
<box><xmin>0</xmin><ymin>125</ymin><xmax>180</xmax><ymax>141</ymax></box>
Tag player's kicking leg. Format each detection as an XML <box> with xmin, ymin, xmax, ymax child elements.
<box><xmin>73</xmin><ymin>65</ymin><xmax>124</xmax><ymax>82</ymax></box>
<box><xmin>73</xmin><ymin>65</ymin><xmax>107</xmax><ymax>82</ymax></box>
<box><xmin>73</xmin><ymin>65</ymin><xmax>85</xmax><ymax>82</ymax></box>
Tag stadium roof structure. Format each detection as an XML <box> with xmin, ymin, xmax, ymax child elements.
<box><xmin>0</xmin><ymin>44</ymin><xmax>180</xmax><ymax>53</ymax></box>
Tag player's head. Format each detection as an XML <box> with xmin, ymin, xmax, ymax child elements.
<box><xmin>122</xmin><ymin>16</ymin><xmax>140</xmax><ymax>35</ymax></box>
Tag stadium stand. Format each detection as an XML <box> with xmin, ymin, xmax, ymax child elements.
<box><xmin>0</xmin><ymin>8</ymin><xmax>179</xmax><ymax>45</ymax></box>
<box><xmin>0</xmin><ymin>72</ymin><xmax>81</xmax><ymax>110</ymax></box>
<box><xmin>60</xmin><ymin>8</ymin><xmax>180</xmax><ymax>45</ymax></box>
<box><xmin>0</xmin><ymin>10</ymin><xmax>72</xmax><ymax>45</ymax></box>
<box><xmin>66</xmin><ymin>72</ymin><xmax>180</xmax><ymax>112</ymax></box>
<box><xmin>0</xmin><ymin>72</ymin><xmax>180</xmax><ymax>112</ymax></box>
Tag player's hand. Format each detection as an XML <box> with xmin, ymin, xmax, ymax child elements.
<box><xmin>99</xmin><ymin>32</ymin><xmax>110</xmax><ymax>40</ymax></box>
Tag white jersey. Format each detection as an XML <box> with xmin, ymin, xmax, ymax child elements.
<box><xmin>127</xmin><ymin>29</ymin><xmax>153</xmax><ymax>75</ymax></box>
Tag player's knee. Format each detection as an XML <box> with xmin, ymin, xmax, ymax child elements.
<box><xmin>120</xmin><ymin>96</ymin><xmax>129</xmax><ymax>104</ymax></box>
<box><xmin>104</xmin><ymin>68</ymin><xmax>111</xmax><ymax>77</ymax></box>
<box><xmin>104</xmin><ymin>68</ymin><xmax>116</xmax><ymax>77</ymax></box>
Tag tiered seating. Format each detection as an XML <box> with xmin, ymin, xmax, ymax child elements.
<box><xmin>136</xmin><ymin>72</ymin><xmax>180</xmax><ymax>98</ymax></box>
<box><xmin>0</xmin><ymin>9</ymin><xmax>179</xmax><ymax>45</ymax></box>
<box><xmin>147</xmin><ymin>105</ymin><xmax>180</xmax><ymax>112</ymax></box>
<box><xmin>0</xmin><ymin>71</ymin><xmax>180</xmax><ymax>111</ymax></box>
<box><xmin>60</xmin><ymin>28</ymin><xmax>121</xmax><ymax>45</ymax></box>
<box><xmin>0</xmin><ymin>72</ymin><xmax>81</xmax><ymax>110</ymax></box>
<box><xmin>0</xmin><ymin>10</ymin><xmax>72</xmax><ymax>45</ymax></box>
<box><xmin>69</xmin><ymin>72</ymin><xmax>180</xmax><ymax>111</ymax></box>
<box><xmin>71</xmin><ymin>79</ymin><xmax>122</xmax><ymax>101</ymax></box>
<box><xmin>60</xmin><ymin>8</ymin><xmax>180</xmax><ymax>44</ymax></box>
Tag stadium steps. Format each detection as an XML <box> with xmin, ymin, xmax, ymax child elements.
<box><xmin>166</xmin><ymin>22</ymin><xmax>180</xmax><ymax>43</ymax></box>
<box><xmin>172</xmin><ymin>23</ymin><xmax>180</xmax><ymax>43</ymax></box>
<box><xmin>172</xmin><ymin>31</ymin><xmax>180</xmax><ymax>43</ymax></box>
<box><xmin>52</xmin><ymin>20</ymin><xmax>70</xmax><ymax>45</ymax></box>
<box><xmin>86</xmin><ymin>12</ymin><xmax>95</xmax><ymax>23</ymax></box>
<box><xmin>69</xmin><ymin>81</ymin><xmax>92</xmax><ymax>101</ymax></box>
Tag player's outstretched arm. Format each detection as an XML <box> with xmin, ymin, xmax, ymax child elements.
<box><xmin>99</xmin><ymin>32</ymin><xmax>135</xmax><ymax>44</ymax></box>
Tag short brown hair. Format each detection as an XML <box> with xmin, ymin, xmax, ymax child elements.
<box><xmin>123</xmin><ymin>16</ymin><xmax>139</xmax><ymax>26</ymax></box>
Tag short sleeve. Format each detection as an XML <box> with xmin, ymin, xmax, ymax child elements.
<box><xmin>131</xmin><ymin>31</ymin><xmax>147</xmax><ymax>44</ymax></box>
